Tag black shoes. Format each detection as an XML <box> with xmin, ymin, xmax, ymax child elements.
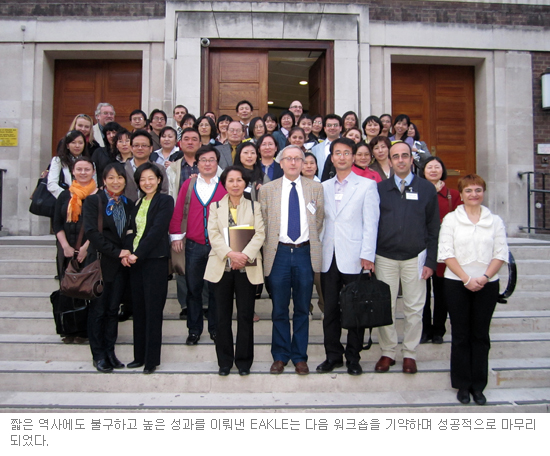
<box><xmin>346</xmin><ymin>361</ymin><xmax>363</xmax><ymax>376</ymax></box>
<box><xmin>471</xmin><ymin>390</ymin><xmax>487</xmax><ymax>405</ymax></box>
<box><xmin>432</xmin><ymin>335</ymin><xmax>444</xmax><ymax>344</ymax></box>
<box><xmin>210</xmin><ymin>333</ymin><xmax>217</xmax><ymax>342</ymax></box>
<box><xmin>186</xmin><ymin>334</ymin><xmax>200</xmax><ymax>345</ymax></box>
<box><xmin>179</xmin><ymin>309</ymin><xmax>187</xmax><ymax>320</ymax></box>
<box><xmin>238</xmin><ymin>369</ymin><xmax>250</xmax><ymax>376</ymax></box>
<box><xmin>316</xmin><ymin>359</ymin><xmax>344</xmax><ymax>373</ymax></box>
<box><xmin>420</xmin><ymin>333</ymin><xmax>432</xmax><ymax>344</ymax></box>
<box><xmin>93</xmin><ymin>359</ymin><xmax>113</xmax><ymax>373</ymax></box>
<box><xmin>127</xmin><ymin>360</ymin><xmax>144</xmax><ymax>369</ymax></box>
<box><xmin>118</xmin><ymin>310</ymin><xmax>132</xmax><ymax>322</ymax></box>
<box><xmin>107</xmin><ymin>354</ymin><xmax>124</xmax><ymax>369</ymax></box>
<box><xmin>144</xmin><ymin>366</ymin><xmax>156</xmax><ymax>374</ymax></box>
<box><xmin>457</xmin><ymin>389</ymin><xmax>471</xmax><ymax>404</ymax></box>
<box><xmin>219</xmin><ymin>366</ymin><xmax>231</xmax><ymax>376</ymax></box>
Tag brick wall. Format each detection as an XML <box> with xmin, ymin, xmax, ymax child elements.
<box><xmin>0</xmin><ymin>0</ymin><xmax>165</xmax><ymax>17</ymax></box>
<box><xmin>1</xmin><ymin>1</ymin><xmax>550</xmax><ymax>27</ymax></box>
<box><xmin>532</xmin><ymin>52</ymin><xmax>550</xmax><ymax>233</ymax></box>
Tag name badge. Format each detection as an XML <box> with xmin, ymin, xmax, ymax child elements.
<box><xmin>244</xmin><ymin>187</ymin><xmax>252</xmax><ymax>193</ymax></box>
<box><xmin>307</xmin><ymin>201</ymin><xmax>317</xmax><ymax>214</ymax></box>
<box><xmin>335</xmin><ymin>193</ymin><xmax>343</xmax><ymax>201</ymax></box>
<box><xmin>406</xmin><ymin>192</ymin><xmax>418</xmax><ymax>200</ymax></box>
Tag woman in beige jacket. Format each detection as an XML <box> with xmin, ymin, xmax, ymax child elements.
<box><xmin>204</xmin><ymin>166</ymin><xmax>265</xmax><ymax>376</ymax></box>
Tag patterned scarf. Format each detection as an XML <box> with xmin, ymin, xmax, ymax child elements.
<box><xmin>67</xmin><ymin>180</ymin><xmax>97</xmax><ymax>223</ymax></box>
<box><xmin>105</xmin><ymin>189</ymin><xmax>128</xmax><ymax>237</ymax></box>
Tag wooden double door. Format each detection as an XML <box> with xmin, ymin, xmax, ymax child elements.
<box><xmin>53</xmin><ymin>60</ymin><xmax>142</xmax><ymax>154</ymax></box>
<box><xmin>391</xmin><ymin>64</ymin><xmax>476</xmax><ymax>190</ymax></box>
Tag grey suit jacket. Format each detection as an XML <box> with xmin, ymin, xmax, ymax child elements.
<box><xmin>321</xmin><ymin>172</ymin><xmax>380</xmax><ymax>274</ymax></box>
<box><xmin>258</xmin><ymin>176</ymin><xmax>324</xmax><ymax>277</ymax></box>
<box><xmin>215</xmin><ymin>143</ymin><xmax>235</xmax><ymax>170</ymax></box>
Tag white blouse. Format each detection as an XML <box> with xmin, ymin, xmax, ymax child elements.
<box><xmin>437</xmin><ymin>205</ymin><xmax>509</xmax><ymax>281</ymax></box>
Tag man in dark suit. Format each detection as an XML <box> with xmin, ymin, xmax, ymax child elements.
<box><xmin>259</xmin><ymin>145</ymin><xmax>324</xmax><ymax>375</ymax></box>
<box><xmin>215</xmin><ymin>120</ymin><xmax>243</xmax><ymax>169</ymax></box>
<box><xmin>374</xmin><ymin>141</ymin><xmax>439</xmax><ymax>374</ymax></box>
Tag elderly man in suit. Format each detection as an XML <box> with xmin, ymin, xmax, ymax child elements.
<box><xmin>215</xmin><ymin>120</ymin><xmax>243</xmax><ymax>169</ymax></box>
<box><xmin>259</xmin><ymin>145</ymin><xmax>324</xmax><ymax>375</ymax></box>
<box><xmin>316</xmin><ymin>137</ymin><xmax>380</xmax><ymax>376</ymax></box>
<box><xmin>93</xmin><ymin>102</ymin><xmax>115</xmax><ymax>148</ymax></box>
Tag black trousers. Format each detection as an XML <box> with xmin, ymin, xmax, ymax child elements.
<box><xmin>422</xmin><ymin>274</ymin><xmax>448</xmax><ymax>337</ymax></box>
<box><xmin>131</xmin><ymin>257</ymin><xmax>168</xmax><ymax>369</ymax></box>
<box><xmin>321</xmin><ymin>255</ymin><xmax>365</xmax><ymax>364</ymax></box>
<box><xmin>445</xmin><ymin>278</ymin><xmax>499</xmax><ymax>392</ymax></box>
<box><xmin>213</xmin><ymin>270</ymin><xmax>256</xmax><ymax>371</ymax></box>
<box><xmin>88</xmin><ymin>271</ymin><xmax>126</xmax><ymax>361</ymax></box>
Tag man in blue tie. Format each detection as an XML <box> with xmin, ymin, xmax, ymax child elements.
<box><xmin>259</xmin><ymin>145</ymin><xmax>324</xmax><ymax>375</ymax></box>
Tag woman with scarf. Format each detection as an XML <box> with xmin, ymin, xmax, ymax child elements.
<box><xmin>52</xmin><ymin>156</ymin><xmax>98</xmax><ymax>344</ymax></box>
<box><xmin>84</xmin><ymin>162</ymin><xmax>134</xmax><ymax>373</ymax></box>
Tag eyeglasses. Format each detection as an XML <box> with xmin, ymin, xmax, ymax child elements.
<box><xmin>334</xmin><ymin>151</ymin><xmax>352</xmax><ymax>157</ymax></box>
<box><xmin>131</xmin><ymin>116</ymin><xmax>144</xmax><ymax>121</ymax></box>
<box><xmin>198</xmin><ymin>158</ymin><xmax>217</xmax><ymax>164</ymax></box>
<box><xmin>281</xmin><ymin>157</ymin><xmax>303</xmax><ymax>163</ymax></box>
<box><xmin>289</xmin><ymin>105</ymin><xmax>302</xmax><ymax>110</ymax></box>
<box><xmin>132</xmin><ymin>144</ymin><xmax>151</xmax><ymax>149</ymax></box>
<box><xmin>313</xmin><ymin>121</ymin><xmax>323</xmax><ymax>125</ymax></box>
<box><xmin>228</xmin><ymin>129</ymin><xmax>243</xmax><ymax>134</ymax></box>
<box><xmin>326</xmin><ymin>123</ymin><xmax>340</xmax><ymax>128</ymax></box>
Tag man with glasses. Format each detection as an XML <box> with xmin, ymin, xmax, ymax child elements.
<box><xmin>93</xmin><ymin>102</ymin><xmax>116</xmax><ymax>147</ymax></box>
<box><xmin>215</xmin><ymin>120</ymin><xmax>243</xmax><ymax>169</ymax></box>
<box><xmin>123</xmin><ymin>130</ymin><xmax>169</xmax><ymax>201</ymax></box>
<box><xmin>129</xmin><ymin>109</ymin><xmax>147</xmax><ymax>132</ymax></box>
<box><xmin>374</xmin><ymin>141</ymin><xmax>439</xmax><ymax>374</ymax></box>
<box><xmin>259</xmin><ymin>145</ymin><xmax>324</xmax><ymax>375</ymax></box>
<box><xmin>289</xmin><ymin>100</ymin><xmax>303</xmax><ymax>124</ymax></box>
<box><xmin>148</xmin><ymin>109</ymin><xmax>167</xmax><ymax>151</ymax></box>
<box><xmin>170</xmin><ymin>145</ymin><xmax>227</xmax><ymax>345</ymax></box>
<box><xmin>311</xmin><ymin>114</ymin><xmax>342</xmax><ymax>178</ymax></box>
<box><xmin>316</xmin><ymin>137</ymin><xmax>379</xmax><ymax>376</ymax></box>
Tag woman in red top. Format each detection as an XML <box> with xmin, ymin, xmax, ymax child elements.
<box><xmin>421</xmin><ymin>156</ymin><xmax>462</xmax><ymax>344</ymax></box>
<box><xmin>351</xmin><ymin>142</ymin><xmax>382</xmax><ymax>183</ymax></box>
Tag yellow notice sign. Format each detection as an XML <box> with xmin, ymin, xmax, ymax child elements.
<box><xmin>0</xmin><ymin>128</ymin><xmax>18</xmax><ymax>146</ymax></box>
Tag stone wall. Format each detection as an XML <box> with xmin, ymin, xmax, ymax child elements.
<box><xmin>532</xmin><ymin>51</ymin><xmax>550</xmax><ymax>233</ymax></box>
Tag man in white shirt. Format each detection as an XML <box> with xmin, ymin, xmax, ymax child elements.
<box><xmin>173</xmin><ymin>105</ymin><xmax>188</xmax><ymax>141</ymax></box>
<box><xmin>235</xmin><ymin>100</ymin><xmax>253</xmax><ymax>138</ymax></box>
<box><xmin>259</xmin><ymin>145</ymin><xmax>324</xmax><ymax>375</ymax></box>
<box><xmin>311</xmin><ymin>114</ymin><xmax>342</xmax><ymax>178</ymax></box>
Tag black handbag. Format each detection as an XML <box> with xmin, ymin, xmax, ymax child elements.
<box><xmin>50</xmin><ymin>290</ymin><xmax>88</xmax><ymax>335</ymax></box>
<box><xmin>60</xmin><ymin>197</ymin><xmax>104</xmax><ymax>300</ymax></box>
<box><xmin>339</xmin><ymin>270</ymin><xmax>393</xmax><ymax>350</ymax></box>
<box><xmin>29</xmin><ymin>167</ymin><xmax>68</xmax><ymax>218</ymax></box>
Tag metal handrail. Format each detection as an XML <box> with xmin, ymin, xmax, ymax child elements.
<box><xmin>517</xmin><ymin>170</ymin><xmax>550</xmax><ymax>233</ymax></box>
<box><xmin>0</xmin><ymin>169</ymin><xmax>6</xmax><ymax>231</ymax></box>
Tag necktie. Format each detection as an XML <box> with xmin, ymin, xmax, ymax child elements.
<box><xmin>288</xmin><ymin>182</ymin><xmax>300</xmax><ymax>242</ymax></box>
<box><xmin>400</xmin><ymin>179</ymin><xmax>406</xmax><ymax>194</ymax></box>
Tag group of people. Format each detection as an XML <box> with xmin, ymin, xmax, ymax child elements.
<box><xmin>45</xmin><ymin>99</ymin><xmax>509</xmax><ymax>405</ymax></box>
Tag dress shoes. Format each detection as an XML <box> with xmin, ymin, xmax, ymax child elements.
<box><xmin>107</xmin><ymin>354</ymin><xmax>124</xmax><ymax>369</ymax></box>
<box><xmin>218</xmin><ymin>366</ymin><xmax>231</xmax><ymax>376</ymax></box>
<box><xmin>238</xmin><ymin>369</ymin><xmax>250</xmax><ymax>376</ymax></box>
<box><xmin>316</xmin><ymin>359</ymin><xmax>344</xmax><ymax>373</ymax></box>
<box><xmin>294</xmin><ymin>361</ymin><xmax>309</xmax><ymax>375</ymax></box>
<box><xmin>457</xmin><ymin>389</ymin><xmax>471</xmax><ymax>404</ymax></box>
<box><xmin>127</xmin><ymin>360</ymin><xmax>144</xmax><ymax>369</ymax></box>
<box><xmin>186</xmin><ymin>333</ymin><xmax>200</xmax><ymax>345</ymax></box>
<box><xmin>375</xmin><ymin>356</ymin><xmax>395</xmax><ymax>373</ymax></box>
<box><xmin>143</xmin><ymin>366</ymin><xmax>156</xmax><ymax>375</ymax></box>
<box><xmin>118</xmin><ymin>310</ymin><xmax>132</xmax><ymax>322</ymax></box>
<box><xmin>471</xmin><ymin>390</ymin><xmax>487</xmax><ymax>405</ymax></box>
<box><xmin>402</xmin><ymin>358</ymin><xmax>418</xmax><ymax>374</ymax></box>
<box><xmin>346</xmin><ymin>361</ymin><xmax>363</xmax><ymax>376</ymax></box>
<box><xmin>419</xmin><ymin>333</ymin><xmax>432</xmax><ymax>344</ymax></box>
<box><xmin>432</xmin><ymin>335</ymin><xmax>444</xmax><ymax>344</ymax></box>
<box><xmin>179</xmin><ymin>309</ymin><xmax>187</xmax><ymax>320</ymax></box>
<box><xmin>210</xmin><ymin>332</ymin><xmax>217</xmax><ymax>342</ymax></box>
<box><xmin>93</xmin><ymin>359</ymin><xmax>113</xmax><ymax>373</ymax></box>
<box><xmin>270</xmin><ymin>360</ymin><xmax>286</xmax><ymax>374</ymax></box>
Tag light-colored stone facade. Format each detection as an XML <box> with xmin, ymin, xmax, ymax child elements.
<box><xmin>0</xmin><ymin>1</ymin><xmax>548</xmax><ymax>235</ymax></box>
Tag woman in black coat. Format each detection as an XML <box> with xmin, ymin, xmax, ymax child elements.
<box><xmin>84</xmin><ymin>162</ymin><xmax>134</xmax><ymax>373</ymax></box>
<box><xmin>123</xmin><ymin>162</ymin><xmax>174</xmax><ymax>374</ymax></box>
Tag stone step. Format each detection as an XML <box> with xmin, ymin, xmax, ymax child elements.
<box><xmin>0</xmin><ymin>245</ymin><xmax>55</xmax><ymax>261</ymax></box>
<box><xmin>2</xmin><ymin>310</ymin><xmax>550</xmax><ymax>337</ymax></box>
<box><xmin>1</xmin><ymin>386</ymin><xmax>549</xmax><ymax>412</ymax></box>
<box><xmin>1</xmin><ymin>332</ymin><xmax>549</xmax><ymax>363</ymax></box>
<box><xmin>0</xmin><ymin>358</ymin><xmax>548</xmax><ymax>394</ymax></box>
<box><xmin>0</xmin><ymin>260</ymin><xmax>56</xmax><ymax>275</ymax></box>
<box><xmin>513</xmin><ymin>259</ymin><xmax>550</xmax><ymax>276</ymax></box>
<box><xmin>508</xmin><ymin>245</ymin><xmax>550</xmax><ymax>260</ymax></box>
